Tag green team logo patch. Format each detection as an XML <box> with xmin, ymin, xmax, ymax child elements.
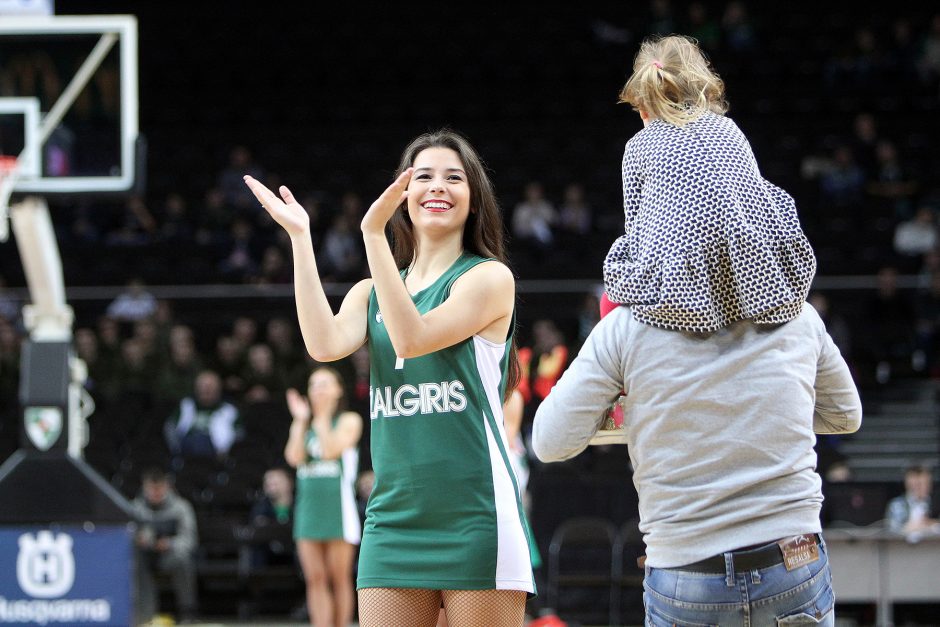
<box><xmin>25</xmin><ymin>407</ymin><xmax>63</xmax><ymax>451</ymax></box>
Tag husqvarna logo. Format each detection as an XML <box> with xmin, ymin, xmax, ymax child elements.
<box><xmin>16</xmin><ymin>531</ymin><xmax>75</xmax><ymax>598</ymax></box>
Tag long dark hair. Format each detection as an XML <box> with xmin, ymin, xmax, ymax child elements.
<box><xmin>389</xmin><ymin>129</ymin><xmax>506</xmax><ymax>266</ymax></box>
<box><xmin>388</xmin><ymin>129</ymin><xmax>520</xmax><ymax>400</ymax></box>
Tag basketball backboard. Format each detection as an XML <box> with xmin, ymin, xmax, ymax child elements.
<box><xmin>0</xmin><ymin>15</ymin><xmax>138</xmax><ymax>195</ymax></box>
<box><xmin>0</xmin><ymin>97</ymin><xmax>41</xmax><ymax>178</ymax></box>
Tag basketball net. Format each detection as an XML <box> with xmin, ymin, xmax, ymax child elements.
<box><xmin>0</xmin><ymin>154</ymin><xmax>18</xmax><ymax>243</ymax></box>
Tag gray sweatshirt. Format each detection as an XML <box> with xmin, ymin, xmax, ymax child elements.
<box><xmin>132</xmin><ymin>491</ymin><xmax>198</xmax><ymax>556</ymax></box>
<box><xmin>532</xmin><ymin>304</ymin><xmax>861</xmax><ymax>568</ymax></box>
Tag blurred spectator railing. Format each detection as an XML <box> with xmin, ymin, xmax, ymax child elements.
<box><xmin>4</xmin><ymin>274</ymin><xmax>926</xmax><ymax>302</ymax></box>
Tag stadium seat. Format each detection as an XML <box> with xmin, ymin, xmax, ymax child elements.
<box><xmin>546</xmin><ymin>516</ymin><xmax>617</xmax><ymax>626</ymax></box>
<box><xmin>611</xmin><ymin>517</ymin><xmax>645</xmax><ymax>627</ymax></box>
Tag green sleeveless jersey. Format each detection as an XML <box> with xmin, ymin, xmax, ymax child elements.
<box><xmin>357</xmin><ymin>252</ymin><xmax>535</xmax><ymax>593</ymax></box>
<box><xmin>293</xmin><ymin>416</ymin><xmax>361</xmax><ymax>543</ymax></box>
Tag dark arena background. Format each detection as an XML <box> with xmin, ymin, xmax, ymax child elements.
<box><xmin>1</xmin><ymin>1</ymin><xmax>939</xmax><ymax>625</ymax></box>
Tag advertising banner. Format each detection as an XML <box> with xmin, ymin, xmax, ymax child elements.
<box><xmin>0</xmin><ymin>525</ymin><xmax>132</xmax><ymax>626</ymax></box>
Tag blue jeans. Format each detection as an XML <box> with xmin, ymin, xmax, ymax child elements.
<box><xmin>643</xmin><ymin>536</ymin><xmax>834</xmax><ymax>626</ymax></box>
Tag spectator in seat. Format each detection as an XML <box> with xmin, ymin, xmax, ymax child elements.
<box><xmin>512</xmin><ymin>181</ymin><xmax>558</xmax><ymax>250</ymax></box>
<box><xmin>720</xmin><ymin>1</ymin><xmax>755</xmax><ymax>53</ymax></box>
<box><xmin>266</xmin><ymin>317</ymin><xmax>305</xmax><ymax>385</ymax></box>
<box><xmin>231</xmin><ymin>316</ymin><xmax>259</xmax><ymax>355</ymax></box>
<box><xmin>518</xmin><ymin>319</ymin><xmax>569</xmax><ymax>408</ymax></box>
<box><xmin>218</xmin><ymin>145</ymin><xmax>264</xmax><ymax>211</ymax></box>
<box><xmin>164</xmin><ymin>370</ymin><xmax>243</xmax><ymax>460</ymax></box>
<box><xmin>242</xmin><ymin>343</ymin><xmax>286</xmax><ymax>403</ymax></box>
<box><xmin>106</xmin><ymin>277</ymin><xmax>157</xmax><ymax>322</ymax></box>
<box><xmin>156</xmin><ymin>327</ymin><xmax>204</xmax><ymax>404</ymax></box>
<box><xmin>868</xmin><ymin>140</ymin><xmax>918</xmax><ymax>220</ymax></box>
<box><xmin>862</xmin><ymin>266</ymin><xmax>915</xmax><ymax>384</ymax></box>
<box><xmin>893</xmin><ymin>205</ymin><xmax>938</xmax><ymax>259</ymax></box>
<box><xmin>133</xmin><ymin>467</ymin><xmax>198</xmax><ymax>624</ymax></box>
<box><xmin>819</xmin><ymin>145</ymin><xmax>865</xmax><ymax>211</ymax></box>
<box><xmin>885</xmin><ymin>463</ymin><xmax>940</xmax><ymax>539</ymax></box>
<box><xmin>248</xmin><ymin>466</ymin><xmax>296</xmax><ymax>568</ymax></box>
<box><xmin>914</xmin><ymin>271</ymin><xmax>940</xmax><ymax>374</ymax></box>
<box><xmin>218</xmin><ymin>218</ymin><xmax>260</xmax><ymax>282</ymax></box>
<box><xmin>210</xmin><ymin>335</ymin><xmax>247</xmax><ymax>397</ymax></box>
<box><xmin>320</xmin><ymin>214</ymin><xmax>364</xmax><ymax>282</ymax></box>
<box><xmin>557</xmin><ymin>183</ymin><xmax>593</xmax><ymax>236</ymax></box>
<box><xmin>251</xmin><ymin>466</ymin><xmax>295</xmax><ymax>526</ymax></box>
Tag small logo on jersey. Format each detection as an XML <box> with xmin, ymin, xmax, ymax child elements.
<box><xmin>375</xmin><ymin>312</ymin><xmax>383</xmax><ymax>324</ymax></box>
<box><xmin>17</xmin><ymin>531</ymin><xmax>76</xmax><ymax>598</ymax></box>
<box><xmin>370</xmin><ymin>380</ymin><xmax>467</xmax><ymax>419</ymax></box>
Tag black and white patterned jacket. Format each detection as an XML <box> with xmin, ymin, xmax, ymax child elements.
<box><xmin>603</xmin><ymin>111</ymin><xmax>816</xmax><ymax>333</ymax></box>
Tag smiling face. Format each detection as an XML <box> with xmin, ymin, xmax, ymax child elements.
<box><xmin>405</xmin><ymin>147</ymin><xmax>471</xmax><ymax>236</ymax></box>
<box><xmin>388</xmin><ymin>130</ymin><xmax>506</xmax><ymax>270</ymax></box>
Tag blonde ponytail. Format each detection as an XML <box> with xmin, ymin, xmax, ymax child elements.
<box><xmin>619</xmin><ymin>35</ymin><xmax>728</xmax><ymax>126</ymax></box>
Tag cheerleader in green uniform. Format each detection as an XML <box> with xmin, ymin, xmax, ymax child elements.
<box><xmin>285</xmin><ymin>366</ymin><xmax>363</xmax><ymax>627</ymax></box>
<box><xmin>246</xmin><ymin>129</ymin><xmax>535</xmax><ymax>627</ymax></box>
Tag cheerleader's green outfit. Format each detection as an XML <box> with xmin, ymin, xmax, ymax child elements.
<box><xmin>356</xmin><ymin>253</ymin><xmax>536</xmax><ymax>593</ymax></box>
<box><xmin>293</xmin><ymin>419</ymin><xmax>361</xmax><ymax>544</ymax></box>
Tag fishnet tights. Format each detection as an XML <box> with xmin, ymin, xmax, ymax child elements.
<box><xmin>442</xmin><ymin>589</ymin><xmax>527</xmax><ymax>627</ymax></box>
<box><xmin>358</xmin><ymin>588</ymin><xmax>439</xmax><ymax>627</ymax></box>
<box><xmin>357</xmin><ymin>588</ymin><xmax>527</xmax><ymax>627</ymax></box>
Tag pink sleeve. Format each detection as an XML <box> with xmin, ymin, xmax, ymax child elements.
<box><xmin>599</xmin><ymin>292</ymin><xmax>621</xmax><ymax>319</ymax></box>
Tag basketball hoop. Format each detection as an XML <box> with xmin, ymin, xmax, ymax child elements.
<box><xmin>0</xmin><ymin>154</ymin><xmax>17</xmax><ymax>242</ymax></box>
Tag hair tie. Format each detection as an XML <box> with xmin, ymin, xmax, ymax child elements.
<box><xmin>652</xmin><ymin>61</ymin><xmax>663</xmax><ymax>69</ymax></box>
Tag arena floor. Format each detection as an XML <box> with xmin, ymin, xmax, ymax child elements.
<box><xmin>147</xmin><ymin>621</ymin><xmax>312</xmax><ymax>627</ymax></box>
<box><xmin>169</xmin><ymin>617</ymin><xmax>903</xmax><ymax>627</ymax></box>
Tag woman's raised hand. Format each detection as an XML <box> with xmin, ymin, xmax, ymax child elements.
<box><xmin>285</xmin><ymin>388</ymin><xmax>312</xmax><ymax>423</ymax></box>
<box><xmin>360</xmin><ymin>168</ymin><xmax>413</xmax><ymax>236</ymax></box>
<box><xmin>244</xmin><ymin>175</ymin><xmax>309</xmax><ymax>237</ymax></box>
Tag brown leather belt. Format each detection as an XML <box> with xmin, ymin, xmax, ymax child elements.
<box><xmin>678</xmin><ymin>534</ymin><xmax>822</xmax><ymax>574</ymax></box>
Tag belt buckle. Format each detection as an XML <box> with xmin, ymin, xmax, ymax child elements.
<box><xmin>777</xmin><ymin>534</ymin><xmax>819</xmax><ymax>571</ymax></box>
